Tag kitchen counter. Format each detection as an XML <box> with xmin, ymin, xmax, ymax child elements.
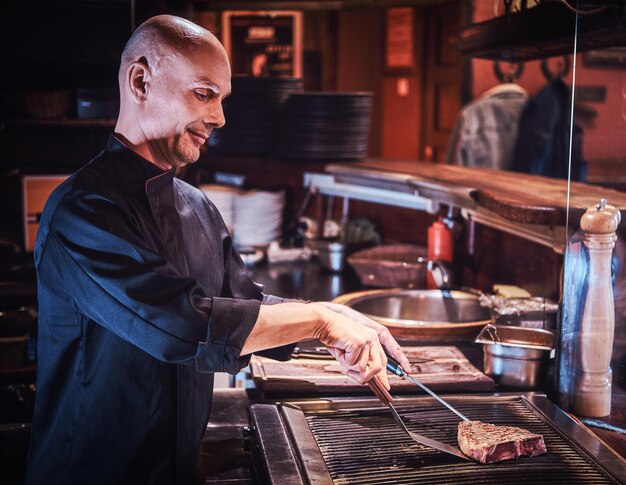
<box><xmin>196</xmin><ymin>261</ymin><xmax>626</xmax><ymax>483</ymax></box>
<box><xmin>247</xmin><ymin>260</ymin><xmax>362</xmax><ymax>302</ymax></box>
<box><xmin>197</xmin><ymin>388</ymin><xmax>254</xmax><ymax>484</ymax></box>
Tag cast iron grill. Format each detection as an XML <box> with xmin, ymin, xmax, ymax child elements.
<box><xmin>249</xmin><ymin>395</ymin><xmax>625</xmax><ymax>485</ymax></box>
<box><xmin>307</xmin><ymin>401</ymin><xmax>612</xmax><ymax>484</ymax></box>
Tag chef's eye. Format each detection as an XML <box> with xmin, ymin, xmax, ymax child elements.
<box><xmin>194</xmin><ymin>90</ymin><xmax>212</xmax><ymax>101</ymax></box>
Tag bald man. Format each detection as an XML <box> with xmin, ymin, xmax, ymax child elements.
<box><xmin>26</xmin><ymin>15</ymin><xmax>410</xmax><ymax>484</ymax></box>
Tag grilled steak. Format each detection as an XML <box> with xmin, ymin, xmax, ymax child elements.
<box><xmin>458</xmin><ymin>420</ymin><xmax>547</xmax><ymax>463</ymax></box>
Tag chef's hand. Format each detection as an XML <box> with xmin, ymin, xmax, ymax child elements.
<box><xmin>318</xmin><ymin>301</ymin><xmax>412</xmax><ymax>379</ymax></box>
<box><xmin>313</xmin><ymin>304</ymin><xmax>388</xmax><ymax>388</ymax></box>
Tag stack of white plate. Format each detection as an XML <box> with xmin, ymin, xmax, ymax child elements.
<box><xmin>233</xmin><ymin>190</ymin><xmax>285</xmax><ymax>249</ymax></box>
<box><xmin>199</xmin><ymin>184</ymin><xmax>241</xmax><ymax>233</ymax></box>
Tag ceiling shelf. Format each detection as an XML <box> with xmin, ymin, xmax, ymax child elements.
<box><xmin>459</xmin><ymin>1</ymin><xmax>626</xmax><ymax>61</ymax></box>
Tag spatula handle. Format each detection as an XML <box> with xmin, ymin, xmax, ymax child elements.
<box><xmin>367</xmin><ymin>375</ymin><xmax>393</xmax><ymax>405</ymax></box>
<box><xmin>385</xmin><ymin>353</ymin><xmax>407</xmax><ymax>376</ymax></box>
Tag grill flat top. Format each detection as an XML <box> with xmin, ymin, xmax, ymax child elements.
<box><xmin>300</xmin><ymin>398</ymin><xmax>620</xmax><ymax>485</ymax></box>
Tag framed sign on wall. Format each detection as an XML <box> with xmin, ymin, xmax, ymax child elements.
<box><xmin>386</xmin><ymin>7</ymin><xmax>414</xmax><ymax>70</ymax></box>
<box><xmin>222</xmin><ymin>11</ymin><xmax>303</xmax><ymax>78</ymax></box>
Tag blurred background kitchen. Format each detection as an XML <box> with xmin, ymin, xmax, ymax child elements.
<box><xmin>1</xmin><ymin>0</ymin><xmax>626</xmax><ymax>483</ymax></box>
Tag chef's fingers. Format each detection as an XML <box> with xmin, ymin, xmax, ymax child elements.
<box><xmin>334</xmin><ymin>341</ymin><xmax>379</xmax><ymax>384</ymax></box>
<box><xmin>340</xmin><ymin>340</ymin><xmax>364</xmax><ymax>367</ymax></box>
<box><xmin>326</xmin><ymin>346</ymin><xmax>341</xmax><ymax>360</ymax></box>
<box><xmin>345</xmin><ymin>369</ymin><xmax>363</xmax><ymax>383</ymax></box>
<box><xmin>350</xmin><ymin>343</ymin><xmax>387</xmax><ymax>386</ymax></box>
<box><xmin>375</xmin><ymin>346</ymin><xmax>390</xmax><ymax>390</ymax></box>
<box><xmin>378</xmin><ymin>332</ymin><xmax>412</xmax><ymax>375</ymax></box>
<box><xmin>345</xmin><ymin>362</ymin><xmax>380</xmax><ymax>385</ymax></box>
<box><xmin>352</xmin><ymin>341</ymin><xmax>371</xmax><ymax>375</ymax></box>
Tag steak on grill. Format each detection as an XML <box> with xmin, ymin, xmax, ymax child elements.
<box><xmin>458</xmin><ymin>420</ymin><xmax>547</xmax><ymax>463</ymax></box>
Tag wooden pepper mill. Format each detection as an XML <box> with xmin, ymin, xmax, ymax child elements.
<box><xmin>573</xmin><ymin>199</ymin><xmax>621</xmax><ymax>417</ymax></box>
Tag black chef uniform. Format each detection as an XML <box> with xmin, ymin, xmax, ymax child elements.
<box><xmin>26</xmin><ymin>136</ymin><xmax>292</xmax><ymax>484</ymax></box>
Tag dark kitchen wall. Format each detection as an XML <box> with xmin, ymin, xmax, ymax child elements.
<box><xmin>0</xmin><ymin>0</ymin><xmax>192</xmax><ymax>118</ymax></box>
<box><xmin>0</xmin><ymin>0</ymin><xmax>188</xmax><ymax>243</ymax></box>
<box><xmin>0</xmin><ymin>1</ymin><xmax>128</xmax><ymax>107</ymax></box>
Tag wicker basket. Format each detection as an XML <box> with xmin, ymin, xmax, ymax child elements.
<box><xmin>347</xmin><ymin>244</ymin><xmax>429</xmax><ymax>289</ymax></box>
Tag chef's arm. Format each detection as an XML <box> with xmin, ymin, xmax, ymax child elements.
<box><xmin>241</xmin><ymin>301</ymin><xmax>400</xmax><ymax>388</ymax></box>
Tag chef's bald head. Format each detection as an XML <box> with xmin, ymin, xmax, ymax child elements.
<box><xmin>115</xmin><ymin>14</ymin><xmax>230</xmax><ymax>169</ymax></box>
<box><xmin>119</xmin><ymin>14</ymin><xmax>222</xmax><ymax>83</ymax></box>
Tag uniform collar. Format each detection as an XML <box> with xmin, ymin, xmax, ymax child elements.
<box><xmin>106</xmin><ymin>135</ymin><xmax>176</xmax><ymax>194</ymax></box>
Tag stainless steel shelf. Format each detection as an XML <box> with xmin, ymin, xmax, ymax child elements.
<box><xmin>303</xmin><ymin>170</ymin><xmax>567</xmax><ymax>254</ymax></box>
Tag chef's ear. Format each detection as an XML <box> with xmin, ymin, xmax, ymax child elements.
<box><xmin>126</xmin><ymin>57</ymin><xmax>151</xmax><ymax>103</ymax></box>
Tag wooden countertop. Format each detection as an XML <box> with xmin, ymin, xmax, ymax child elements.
<box><xmin>584</xmin><ymin>388</ymin><xmax>626</xmax><ymax>460</ymax></box>
<box><xmin>326</xmin><ymin>159</ymin><xmax>626</xmax><ymax>226</ymax></box>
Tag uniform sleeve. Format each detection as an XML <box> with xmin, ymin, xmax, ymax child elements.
<box><xmin>38</xmin><ymin>191</ymin><xmax>260</xmax><ymax>374</ymax></box>
<box><xmin>219</xmin><ymin>240</ymin><xmax>300</xmax><ymax>361</ymax></box>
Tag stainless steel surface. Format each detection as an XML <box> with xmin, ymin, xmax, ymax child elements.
<box><xmin>315</xmin><ymin>165</ymin><xmax>568</xmax><ymax>253</ymax></box>
<box><xmin>482</xmin><ymin>345</ymin><xmax>550</xmax><ymax>389</ymax></box>
<box><xmin>475</xmin><ymin>323</ymin><xmax>555</xmax><ymax>350</ymax></box>
<box><xmin>476</xmin><ymin>324</ymin><xmax>555</xmax><ymax>389</ymax></box>
<box><xmin>314</xmin><ymin>241</ymin><xmax>346</xmax><ymax>272</ymax></box>
<box><xmin>334</xmin><ymin>289</ymin><xmax>491</xmax><ymax>326</ymax></box>
<box><xmin>385</xmin><ymin>400</ymin><xmax>470</xmax><ymax>461</ymax></box>
<box><xmin>303</xmin><ymin>171</ymin><xmax>436</xmax><ymax>212</ymax></box>
<box><xmin>249</xmin><ymin>394</ymin><xmax>626</xmax><ymax>484</ymax></box>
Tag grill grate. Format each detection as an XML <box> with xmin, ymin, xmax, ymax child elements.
<box><xmin>305</xmin><ymin>400</ymin><xmax>617</xmax><ymax>484</ymax></box>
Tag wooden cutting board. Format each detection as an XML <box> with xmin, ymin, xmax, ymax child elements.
<box><xmin>250</xmin><ymin>346</ymin><xmax>494</xmax><ymax>396</ymax></box>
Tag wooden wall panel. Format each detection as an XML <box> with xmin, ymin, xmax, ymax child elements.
<box><xmin>381</xmin><ymin>76</ymin><xmax>420</xmax><ymax>159</ymax></box>
<box><xmin>421</xmin><ymin>1</ymin><xmax>463</xmax><ymax>162</ymax></box>
<box><xmin>336</xmin><ymin>10</ymin><xmax>384</xmax><ymax>156</ymax></box>
<box><xmin>435</xmin><ymin>81</ymin><xmax>460</xmax><ymax>132</ymax></box>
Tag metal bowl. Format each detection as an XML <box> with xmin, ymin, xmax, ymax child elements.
<box><xmin>333</xmin><ymin>289</ymin><xmax>492</xmax><ymax>341</ymax></box>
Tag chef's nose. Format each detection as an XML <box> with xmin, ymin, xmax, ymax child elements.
<box><xmin>204</xmin><ymin>102</ymin><xmax>225</xmax><ymax>129</ymax></box>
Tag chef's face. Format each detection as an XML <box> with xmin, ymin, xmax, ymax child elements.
<box><xmin>143</xmin><ymin>42</ymin><xmax>231</xmax><ymax>169</ymax></box>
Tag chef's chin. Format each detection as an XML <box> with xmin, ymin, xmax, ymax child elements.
<box><xmin>173</xmin><ymin>147</ymin><xmax>203</xmax><ymax>167</ymax></box>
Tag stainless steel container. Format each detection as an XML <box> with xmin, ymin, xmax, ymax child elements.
<box><xmin>475</xmin><ymin>324</ymin><xmax>555</xmax><ymax>389</ymax></box>
<box><xmin>314</xmin><ymin>241</ymin><xmax>346</xmax><ymax>272</ymax></box>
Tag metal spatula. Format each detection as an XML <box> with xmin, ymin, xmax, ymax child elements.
<box><xmin>385</xmin><ymin>353</ymin><xmax>470</xmax><ymax>422</ymax></box>
<box><xmin>367</xmin><ymin>376</ymin><xmax>471</xmax><ymax>461</ymax></box>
